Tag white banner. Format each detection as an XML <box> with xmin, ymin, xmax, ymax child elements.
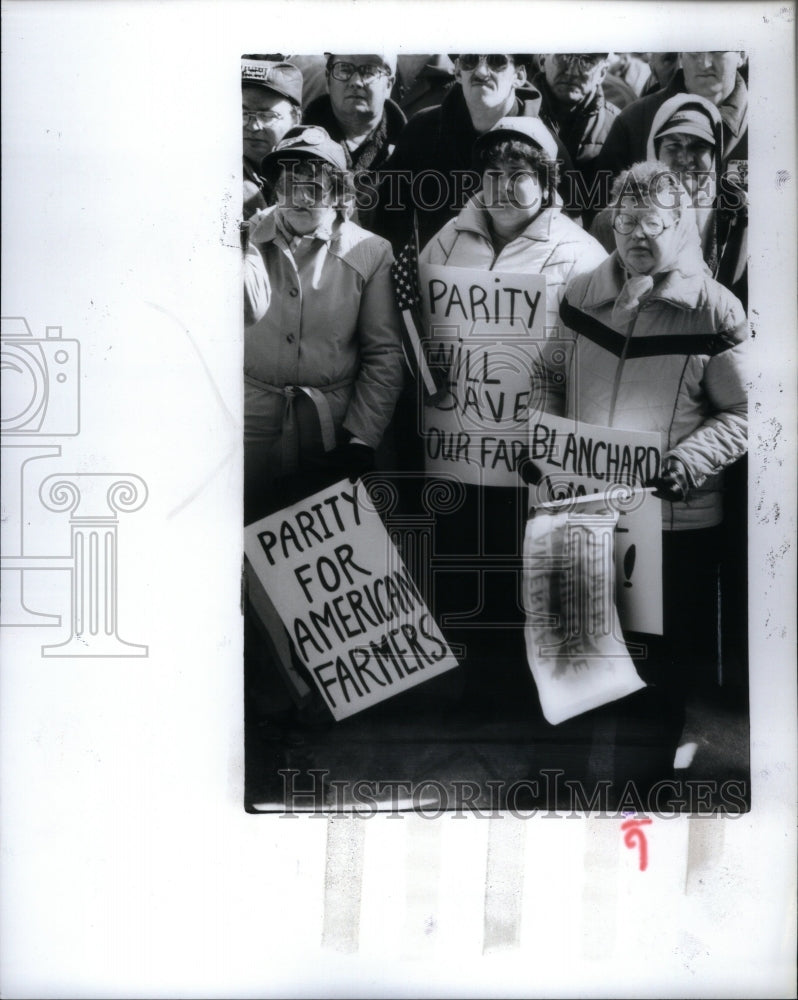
<box><xmin>529</xmin><ymin>415</ymin><xmax>664</xmax><ymax>635</ymax></box>
<box><xmin>419</xmin><ymin>263</ymin><xmax>548</xmax><ymax>487</ymax></box>
<box><xmin>523</xmin><ymin>508</ymin><xmax>647</xmax><ymax>725</ymax></box>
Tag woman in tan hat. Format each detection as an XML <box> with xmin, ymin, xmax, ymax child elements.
<box><xmin>244</xmin><ymin>125</ymin><xmax>404</xmax><ymax>522</ymax></box>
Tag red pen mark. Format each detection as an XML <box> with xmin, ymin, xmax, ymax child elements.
<box><xmin>621</xmin><ymin>817</ymin><xmax>653</xmax><ymax>871</ymax></box>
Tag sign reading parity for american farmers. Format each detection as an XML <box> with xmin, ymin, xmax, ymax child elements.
<box><xmin>419</xmin><ymin>264</ymin><xmax>549</xmax><ymax>487</ymax></box>
<box><xmin>244</xmin><ymin>479</ymin><xmax>459</xmax><ymax>721</ymax></box>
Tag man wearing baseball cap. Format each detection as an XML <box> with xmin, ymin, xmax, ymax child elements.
<box><xmin>241</xmin><ymin>56</ymin><xmax>303</xmax><ymax>219</ymax></box>
<box><xmin>304</xmin><ymin>54</ymin><xmax>406</xmax><ymax>229</ymax></box>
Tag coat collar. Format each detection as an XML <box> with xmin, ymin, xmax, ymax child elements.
<box><xmin>665</xmin><ymin>69</ymin><xmax>748</xmax><ymax>138</ymax></box>
<box><xmin>580</xmin><ymin>252</ymin><xmax>706</xmax><ymax>311</ymax></box>
<box><xmin>452</xmin><ymin>195</ymin><xmax>562</xmax><ymax>244</ymax></box>
<box><xmin>304</xmin><ymin>93</ymin><xmax>407</xmax><ymax>143</ymax></box>
<box><xmin>250</xmin><ymin>205</ymin><xmax>338</xmax><ymax>247</ymax></box>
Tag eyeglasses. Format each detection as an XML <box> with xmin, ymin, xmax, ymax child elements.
<box><xmin>329</xmin><ymin>62</ymin><xmax>389</xmax><ymax>83</ymax></box>
<box><xmin>612</xmin><ymin>213</ymin><xmax>672</xmax><ymax>237</ymax></box>
<box><xmin>552</xmin><ymin>53</ymin><xmax>606</xmax><ymax>73</ymax></box>
<box><xmin>458</xmin><ymin>54</ymin><xmax>513</xmax><ymax>72</ymax></box>
<box><xmin>243</xmin><ymin>109</ymin><xmax>288</xmax><ymax>128</ymax></box>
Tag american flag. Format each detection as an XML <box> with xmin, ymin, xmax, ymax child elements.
<box><xmin>391</xmin><ymin>239</ymin><xmax>437</xmax><ymax>396</ymax></box>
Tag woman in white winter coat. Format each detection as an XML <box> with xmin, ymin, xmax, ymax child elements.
<box><xmin>416</xmin><ymin>117</ymin><xmax>607</xmax><ymax>707</ymax></box>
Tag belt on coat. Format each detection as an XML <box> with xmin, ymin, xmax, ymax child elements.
<box><xmin>244</xmin><ymin>373</ymin><xmax>354</xmax><ymax>474</ymax></box>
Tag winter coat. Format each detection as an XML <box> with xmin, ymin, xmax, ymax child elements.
<box><xmin>533</xmin><ymin>72</ymin><xmax>620</xmax><ymax>169</ymax></box>
<box><xmin>559</xmin><ymin>253</ymin><xmax>748</xmax><ymax>531</ymax></box>
<box><xmin>303</xmin><ymin>94</ymin><xmax>406</xmax><ymax>230</ymax></box>
<box><xmin>244</xmin><ymin>207</ymin><xmax>404</xmax><ymax>475</ymax></box>
<box><xmin>594</xmin><ymin>69</ymin><xmax>748</xmax><ymax>194</ymax></box>
<box><xmin>646</xmin><ymin>93</ymin><xmax>748</xmax><ymax>309</ymax></box>
<box><xmin>373</xmin><ymin>83</ymin><xmax>577</xmax><ymax>253</ymax></box>
<box><xmin>419</xmin><ymin>195</ymin><xmax>608</xmax><ymax>341</ymax></box>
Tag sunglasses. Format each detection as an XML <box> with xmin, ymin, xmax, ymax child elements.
<box><xmin>458</xmin><ymin>54</ymin><xmax>514</xmax><ymax>72</ymax></box>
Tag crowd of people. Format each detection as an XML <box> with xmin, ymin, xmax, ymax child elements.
<box><xmin>241</xmin><ymin>52</ymin><xmax>750</xmax><ymax>797</ymax></box>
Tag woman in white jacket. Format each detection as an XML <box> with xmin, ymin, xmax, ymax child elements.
<box><xmin>417</xmin><ymin>117</ymin><xmax>607</xmax><ymax>709</ymax></box>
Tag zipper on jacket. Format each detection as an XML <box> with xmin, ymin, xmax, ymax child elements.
<box><xmin>607</xmin><ymin>310</ymin><xmax>640</xmax><ymax>426</ymax></box>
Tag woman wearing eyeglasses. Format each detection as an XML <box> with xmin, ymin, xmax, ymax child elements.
<box><xmin>244</xmin><ymin>125</ymin><xmax>405</xmax><ymax>522</ymax></box>
<box><xmin>558</xmin><ymin>160</ymin><xmax>749</xmax><ymax>779</ymax></box>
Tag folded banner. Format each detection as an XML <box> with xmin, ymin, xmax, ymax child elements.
<box><xmin>523</xmin><ymin>507</ymin><xmax>647</xmax><ymax>725</ymax></box>
<box><xmin>419</xmin><ymin>263</ymin><xmax>548</xmax><ymax>486</ymax></box>
<box><xmin>244</xmin><ymin>479</ymin><xmax>459</xmax><ymax>721</ymax></box>
<box><xmin>528</xmin><ymin>414</ymin><xmax>664</xmax><ymax>635</ymax></box>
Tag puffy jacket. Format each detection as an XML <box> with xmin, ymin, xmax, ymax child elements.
<box><xmin>245</xmin><ymin>207</ymin><xmax>404</xmax><ymax>467</ymax></box>
<box><xmin>559</xmin><ymin>253</ymin><xmax>748</xmax><ymax>530</ymax></box>
<box><xmin>419</xmin><ymin>196</ymin><xmax>608</xmax><ymax>341</ymax></box>
<box><xmin>373</xmin><ymin>83</ymin><xmax>578</xmax><ymax>253</ymax></box>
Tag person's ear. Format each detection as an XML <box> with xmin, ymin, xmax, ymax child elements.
<box><xmin>453</xmin><ymin>57</ymin><xmax>464</xmax><ymax>84</ymax></box>
<box><xmin>596</xmin><ymin>61</ymin><xmax>609</xmax><ymax>85</ymax></box>
<box><xmin>735</xmin><ymin>51</ymin><xmax>746</xmax><ymax>69</ymax></box>
<box><xmin>512</xmin><ymin>62</ymin><xmax>527</xmax><ymax>88</ymax></box>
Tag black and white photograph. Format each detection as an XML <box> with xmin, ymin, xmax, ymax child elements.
<box><xmin>1</xmin><ymin>2</ymin><xmax>795</xmax><ymax>997</ymax></box>
<box><xmin>242</xmin><ymin>48</ymin><xmax>753</xmax><ymax>816</ymax></box>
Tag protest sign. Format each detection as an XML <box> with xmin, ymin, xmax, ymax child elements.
<box><xmin>244</xmin><ymin>479</ymin><xmax>459</xmax><ymax>721</ymax></box>
<box><xmin>528</xmin><ymin>415</ymin><xmax>664</xmax><ymax>635</ymax></box>
<box><xmin>523</xmin><ymin>508</ymin><xmax>647</xmax><ymax>725</ymax></box>
<box><xmin>419</xmin><ymin>263</ymin><xmax>548</xmax><ymax>487</ymax></box>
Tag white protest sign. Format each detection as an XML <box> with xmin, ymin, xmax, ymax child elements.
<box><xmin>529</xmin><ymin>412</ymin><xmax>662</xmax><ymax>493</ymax></box>
<box><xmin>528</xmin><ymin>415</ymin><xmax>664</xmax><ymax>635</ymax></box>
<box><xmin>534</xmin><ymin>487</ymin><xmax>663</xmax><ymax>636</ymax></box>
<box><xmin>244</xmin><ymin>479</ymin><xmax>459</xmax><ymax>721</ymax></box>
<box><xmin>523</xmin><ymin>508</ymin><xmax>647</xmax><ymax>725</ymax></box>
<box><xmin>419</xmin><ymin>263</ymin><xmax>548</xmax><ymax>487</ymax></box>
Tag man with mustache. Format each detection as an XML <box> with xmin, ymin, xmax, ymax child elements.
<box><xmin>374</xmin><ymin>54</ymin><xmax>575</xmax><ymax>252</ymax></box>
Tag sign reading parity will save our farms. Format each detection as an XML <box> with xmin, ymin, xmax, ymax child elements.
<box><xmin>244</xmin><ymin>479</ymin><xmax>459</xmax><ymax>721</ymax></box>
<box><xmin>419</xmin><ymin>264</ymin><xmax>549</xmax><ymax>487</ymax></box>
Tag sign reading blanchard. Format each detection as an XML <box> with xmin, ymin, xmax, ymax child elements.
<box><xmin>419</xmin><ymin>264</ymin><xmax>548</xmax><ymax>486</ymax></box>
<box><xmin>244</xmin><ymin>479</ymin><xmax>459</xmax><ymax>721</ymax></box>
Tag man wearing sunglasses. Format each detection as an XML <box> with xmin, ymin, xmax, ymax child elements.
<box><xmin>533</xmin><ymin>53</ymin><xmax>619</xmax><ymax>185</ymax></box>
<box><xmin>304</xmin><ymin>53</ymin><xmax>406</xmax><ymax>229</ymax></box>
<box><xmin>241</xmin><ymin>57</ymin><xmax>303</xmax><ymax>220</ymax></box>
<box><xmin>374</xmin><ymin>53</ymin><xmax>575</xmax><ymax>252</ymax></box>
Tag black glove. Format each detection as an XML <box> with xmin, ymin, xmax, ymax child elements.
<box><xmin>516</xmin><ymin>446</ymin><xmax>543</xmax><ymax>486</ymax></box>
<box><xmin>646</xmin><ymin>458</ymin><xmax>691</xmax><ymax>502</ymax></box>
<box><xmin>323</xmin><ymin>441</ymin><xmax>376</xmax><ymax>482</ymax></box>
